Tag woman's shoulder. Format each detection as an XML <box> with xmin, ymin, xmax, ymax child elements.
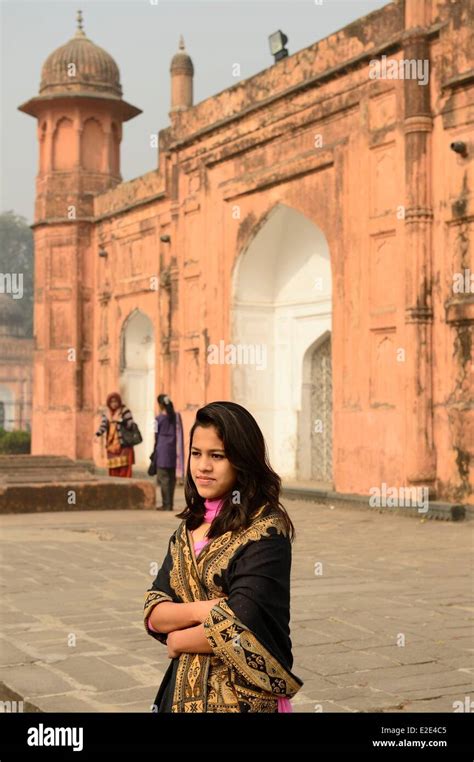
<box><xmin>247</xmin><ymin>503</ymin><xmax>291</xmax><ymax>539</ymax></box>
<box><xmin>166</xmin><ymin>524</ymin><xmax>182</xmax><ymax>548</ymax></box>
<box><xmin>228</xmin><ymin>508</ymin><xmax>291</xmax><ymax>570</ymax></box>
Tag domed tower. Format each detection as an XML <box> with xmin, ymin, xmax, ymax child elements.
<box><xmin>17</xmin><ymin>10</ymin><xmax>141</xmax><ymax>458</ymax></box>
<box><xmin>170</xmin><ymin>36</ymin><xmax>194</xmax><ymax>113</ymax></box>
<box><xmin>19</xmin><ymin>10</ymin><xmax>141</xmax><ymax>220</ymax></box>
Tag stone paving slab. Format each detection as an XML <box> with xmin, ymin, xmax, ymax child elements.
<box><xmin>0</xmin><ymin>496</ymin><xmax>473</xmax><ymax>713</ymax></box>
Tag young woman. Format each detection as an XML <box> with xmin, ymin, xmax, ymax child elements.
<box><xmin>150</xmin><ymin>394</ymin><xmax>184</xmax><ymax>511</ymax></box>
<box><xmin>143</xmin><ymin>401</ymin><xmax>303</xmax><ymax>713</ymax></box>
<box><xmin>94</xmin><ymin>392</ymin><xmax>136</xmax><ymax>478</ymax></box>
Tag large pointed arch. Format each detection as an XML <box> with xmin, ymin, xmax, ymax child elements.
<box><xmin>231</xmin><ymin>202</ymin><xmax>332</xmax><ymax>480</ymax></box>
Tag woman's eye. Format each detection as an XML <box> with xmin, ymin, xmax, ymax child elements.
<box><xmin>190</xmin><ymin>452</ymin><xmax>224</xmax><ymax>459</ymax></box>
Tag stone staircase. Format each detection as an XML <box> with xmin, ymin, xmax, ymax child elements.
<box><xmin>0</xmin><ymin>455</ymin><xmax>155</xmax><ymax>513</ymax></box>
<box><xmin>0</xmin><ymin>455</ymin><xmax>97</xmax><ymax>484</ymax></box>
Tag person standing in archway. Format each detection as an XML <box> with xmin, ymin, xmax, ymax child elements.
<box><xmin>94</xmin><ymin>392</ymin><xmax>136</xmax><ymax>478</ymax></box>
<box><xmin>151</xmin><ymin>394</ymin><xmax>184</xmax><ymax>511</ymax></box>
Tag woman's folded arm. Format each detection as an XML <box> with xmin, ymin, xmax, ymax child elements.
<box><xmin>148</xmin><ymin>601</ymin><xmax>200</xmax><ymax>633</ymax></box>
<box><xmin>148</xmin><ymin>597</ymin><xmax>224</xmax><ymax>634</ymax></box>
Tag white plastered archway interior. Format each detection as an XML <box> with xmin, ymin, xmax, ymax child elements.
<box><xmin>231</xmin><ymin>203</ymin><xmax>332</xmax><ymax>480</ymax></box>
<box><xmin>119</xmin><ymin>309</ymin><xmax>155</xmax><ymax>468</ymax></box>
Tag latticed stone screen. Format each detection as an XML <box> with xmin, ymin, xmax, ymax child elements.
<box><xmin>311</xmin><ymin>335</ymin><xmax>332</xmax><ymax>482</ymax></box>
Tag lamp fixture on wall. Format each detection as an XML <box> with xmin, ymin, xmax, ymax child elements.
<box><xmin>450</xmin><ymin>141</ymin><xmax>468</xmax><ymax>158</ymax></box>
<box><xmin>269</xmin><ymin>30</ymin><xmax>289</xmax><ymax>63</ymax></box>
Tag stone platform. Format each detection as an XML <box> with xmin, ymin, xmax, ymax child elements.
<box><xmin>281</xmin><ymin>481</ymin><xmax>473</xmax><ymax>522</ymax></box>
<box><xmin>0</xmin><ymin>456</ymin><xmax>155</xmax><ymax>514</ymax></box>
<box><xmin>0</xmin><ymin>497</ymin><xmax>472</xmax><ymax>713</ymax></box>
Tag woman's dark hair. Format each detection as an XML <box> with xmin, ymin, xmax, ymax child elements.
<box><xmin>106</xmin><ymin>391</ymin><xmax>123</xmax><ymax>410</ymax></box>
<box><xmin>157</xmin><ymin>394</ymin><xmax>176</xmax><ymax>424</ymax></box>
<box><xmin>177</xmin><ymin>401</ymin><xmax>295</xmax><ymax>542</ymax></box>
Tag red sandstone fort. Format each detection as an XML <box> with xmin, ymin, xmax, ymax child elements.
<box><xmin>15</xmin><ymin>0</ymin><xmax>473</xmax><ymax>504</ymax></box>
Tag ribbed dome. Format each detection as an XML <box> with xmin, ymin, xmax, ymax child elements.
<box><xmin>39</xmin><ymin>10</ymin><xmax>122</xmax><ymax>98</ymax></box>
<box><xmin>170</xmin><ymin>36</ymin><xmax>194</xmax><ymax>75</ymax></box>
<box><xmin>0</xmin><ymin>294</ymin><xmax>25</xmax><ymax>338</ymax></box>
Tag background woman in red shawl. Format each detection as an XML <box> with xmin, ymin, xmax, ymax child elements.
<box><xmin>94</xmin><ymin>392</ymin><xmax>136</xmax><ymax>477</ymax></box>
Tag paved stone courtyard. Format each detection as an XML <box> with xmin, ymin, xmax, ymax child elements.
<box><xmin>1</xmin><ymin>493</ymin><xmax>473</xmax><ymax>713</ymax></box>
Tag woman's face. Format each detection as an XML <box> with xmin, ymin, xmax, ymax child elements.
<box><xmin>109</xmin><ymin>397</ymin><xmax>119</xmax><ymax>410</ymax></box>
<box><xmin>190</xmin><ymin>425</ymin><xmax>237</xmax><ymax>500</ymax></box>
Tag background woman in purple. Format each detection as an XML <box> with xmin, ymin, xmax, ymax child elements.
<box><xmin>152</xmin><ymin>394</ymin><xmax>184</xmax><ymax>511</ymax></box>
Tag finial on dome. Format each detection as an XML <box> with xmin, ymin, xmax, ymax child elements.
<box><xmin>170</xmin><ymin>33</ymin><xmax>194</xmax><ymax>111</ymax></box>
<box><xmin>75</xmin><ymin>9</ymin><xmax>86</xmax><ymax>38</ymax></box>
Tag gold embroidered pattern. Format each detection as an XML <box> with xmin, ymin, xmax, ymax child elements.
<box><xmin>206</xmin><ymin>656</ymin><xmax>241</xmax><ymax>713</ymax></box>
<box><xmin>172</xmin><ymin>651</ymin><xmax>211</xmax><ymax>712</ymax></box>
<box><xmin>143</xmin><ymin>589</ymin><xmax>174</xmax><ymax>644</ymax></box>
<box><xmin>194</xmin><ymin>505</ymin><xmax>289</xmax><ymax>598</ymax></box>
<box><xmin>203</xmin><ymin>599</ymin><xmax>303</xmax><ymax>700</ymax></box>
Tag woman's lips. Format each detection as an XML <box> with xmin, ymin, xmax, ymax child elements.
<box><xmin>196</xmin><ymin>477</ymin><xmax>215</xmax><ymax>484</ymax></box>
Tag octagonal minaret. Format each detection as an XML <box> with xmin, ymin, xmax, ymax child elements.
<box><xmin>17</xmin><ymin>10</ymin><xmax>141</xmax><ymax>458</ymax></box>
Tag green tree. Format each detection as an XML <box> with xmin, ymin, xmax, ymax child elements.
<box><xmin>0</xmin><ymin>210</ymin><xmax>34</xmax><ymax>337</ymax></box>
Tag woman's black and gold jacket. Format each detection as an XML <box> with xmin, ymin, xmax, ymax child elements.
<box><xmin>143</xmin><ymin>504</ymin><xmax>303</xmax><ymax>713</ymax></box>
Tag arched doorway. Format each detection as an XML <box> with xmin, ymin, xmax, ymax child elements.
<box><xmin>299</xmin><ymin>331</ymin><xmax>333</xmax><ymax>484</ymax></box>
<box><xmin>231</xmin><ymin>203</ymin><xmax>332</xmax><ymax>480</ymax></box>
<box><xmin>119</xmin><ymin>310</ymin><xmax>155</xmax><ymax>468</ymax></box>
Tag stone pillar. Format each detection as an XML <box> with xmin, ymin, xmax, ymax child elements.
<box><xmin>403</xmin><ymin>0</ymin><xmax>436</xmax><ymax>488</ymax></box>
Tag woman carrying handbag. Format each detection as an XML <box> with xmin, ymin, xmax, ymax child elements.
<box><xmin>94</xmin><ymin>391</ymin><xmax>140</xmax><ymax>478</ymax></box>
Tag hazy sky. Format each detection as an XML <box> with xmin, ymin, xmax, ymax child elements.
<box><xmin>1</xmin><ymin>0</ymin><xmax>390</xmax><ymax>223</ymax></box>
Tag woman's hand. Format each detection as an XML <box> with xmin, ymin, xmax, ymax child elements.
<box><xmin>166</xmin><ymin>624</ymin><xmax>215</xmax><ymax>657</ymax></box>
<box><xmin>166</xmin><ymin>630</ymin><xmax>181</xmax><ymax>659</ymax></box>
<box><xmin>192</xmin><ymin>598</ymin><xmax>225</xmax><ymax>624</ymax></box>
<box><xmin>162</xmin><ymin>600</ymin><xmax>227</xmax><ymax>658</ymax></box>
